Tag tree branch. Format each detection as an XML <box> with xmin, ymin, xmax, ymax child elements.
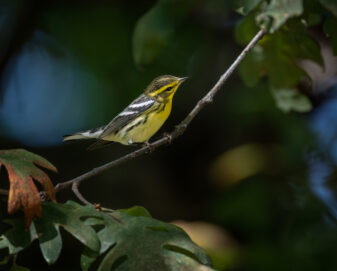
<box><xmin>55</xmin><ymin>29</ymin><xmax>265</xmax><ymax>195</ymax></box>
<box><xmin>72</xmin><ymin>182</ymin><xmax>92</xmax><ymax>205</ymax></box>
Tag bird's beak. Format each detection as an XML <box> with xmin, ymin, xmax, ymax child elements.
<box><xmin>178</xmin><ymin>77</ymin><xmax>188</xmax><ymax>83</ymax></box>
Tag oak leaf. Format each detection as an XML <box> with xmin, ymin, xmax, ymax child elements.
<box><xmin>0</xmin><ymin>149</ymin><xmax>57</xmax><ymax>229</ymax></box>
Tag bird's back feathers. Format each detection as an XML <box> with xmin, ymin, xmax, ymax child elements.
<box><xmin>99</xmin><ymin>94</ymin><xmax>155</xmax><ymax>139</ymax></box>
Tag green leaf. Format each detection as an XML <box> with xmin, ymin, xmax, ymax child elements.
<box><xmin>268</xmin><ymin>54</ymin><xmax>305</xmax><ymax>89</ymax></box>
<box><xmin>119</xmin><ymin>206</ymin><xmax>152</xmax><ymax>218</ymax></box>
<box><xmin>35</xmin><ymin>201</ymin><xmax>100</xmax><ymax>253</ymax></box>
<box><xmin>1</xmin><ymin>201</ymin><xmax>101</xmax><ymax>264</ymax></box>
<box><xmin>238</xmin><ymin>45</ymin><xmax>264</xmax><ymax>87</ymax></box>
<box><xmin>35</xmin><ymin>221</ymin><xmax>62</xmax><ymax>264</ymax></box>
<box><xmin>319</xmin><ymin>0</ymin><xmax>337</xmax><ymax>16</ymax></box>
<box><xmin>256</xmin><ymin>0</ymin><xmax>303</xmax><ymax>33</ymax></box>
<box><xmin>235</xmin><ymin>0</ymin><xmax>263</xmax><ymax>15</ymax></box>
<box><xmin>95</xmin><ymin>213</ymin><xmax>214</xmax><ymax>271</ymax></box>
<box><xmin>324</xmin><ymin>15</ymin><xmax>337</xmax><ymax>55</ymax></box>
<box><xmin>1</xmin><ymin>202</ymin><xmax>213</xmax><ymax>270</ymax></box>
<box><xmin>2</xmin><ymin>219</ymin><xmax>37</xmax><ymax>254</ymax></box>
<box><xmin>133</xmin><ymin>3</ymin><xmax>172</xmax><ymax>68</ymax></box>
<box><xmin>236</xmin><ymin>17</ymin><xmax>319</xmax><ymax>113</ymax></box>
<box><xmin>81</xmin><ymin>247</ymin><xmax>100</xmax><ymax>271</ymax></box>
<box><xmin>132</xmin><ymin>1</ymin><xmax>187</xmax><ymax>68</ymax></box>
<box><xmin>271</xmin><ymin>88</ymin><xmax>312</xmax><ymax>113</ymax></box>
<box><xmin>265</xmin><ymin>30</ymin><xmax>308</xmax><ymax>88</ymax></box>
<box><xmin>80</xmin><ymin>206</ymin><xmax>213</xmax><ymax>270</ymax></box>
<box><xmin>235</xmin><ymin>13</ymin><xmax>260</xmax><ymax>45</ymax></box>
<box><xmin>284</xmin><ymin>21</ymin><xmax>323</xmax><ymax>65</ymax></box>
<box><xmin>265</xmin><ymin>22</ymin><xmax>322</xmax><ymax>86</ymax></box>
<box><xmin>238</xmin><ymin>29</ymin><xmax>306</xmax><ymax>89</ymax></box>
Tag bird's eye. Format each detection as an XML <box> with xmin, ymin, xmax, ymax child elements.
<box><xmin>165</xmin><ymin>86</ymin><xmax>173</xmax><ymax>92</ymax></box>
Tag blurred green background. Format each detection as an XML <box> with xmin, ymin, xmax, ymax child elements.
<box><xmin>1</xmin><ymin>0</ymin><xmax>337</xmax><ymax>270</ymax></box>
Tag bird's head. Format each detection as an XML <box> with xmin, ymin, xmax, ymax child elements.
<box><xmin>145</xmin><ymin>75</ymin><xmax>187</xmax><ymax>101</ymax></box>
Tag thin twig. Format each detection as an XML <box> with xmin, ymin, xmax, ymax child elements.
<box><xmin>72</xmin><ymin>182</ymin><xmax>92</xmax><ymax>205</ymax></box>
<box><xmin>55</xmin><ymin>29</ymin><xmax>265</xmax><ymax>194</ymax></box>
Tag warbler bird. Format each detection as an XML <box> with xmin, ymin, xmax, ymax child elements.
<box><xmin>63</xmin><ymin>75</ymin><xmax>187</xmax><ymax>149</ymax></box>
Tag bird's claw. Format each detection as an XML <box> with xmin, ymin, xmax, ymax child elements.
<box><xmin>163</xmin><ymin>132</ymin><xmax>173</xmax><ymax>144</ymax></box>
<box><xmin>143</xmin><ymin>141</ymin><xmax>153</xmax><ymax>153</ymax></box>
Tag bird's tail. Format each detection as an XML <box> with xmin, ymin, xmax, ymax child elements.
<box><xmin>63</xmin><ymin>126</ymin><xmax>104</xmax><ymax>141</ymax></box>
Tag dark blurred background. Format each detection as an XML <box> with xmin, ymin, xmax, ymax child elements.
<box><xmin>1</xmin><ymin>0</ymin><xmax>337</xmax><ymax>270</ymax></box>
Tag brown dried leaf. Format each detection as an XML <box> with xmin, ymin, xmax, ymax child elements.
<box><xmin>0</xmin><ymin>149</ymin><xmax>57</xmax><ymax>229</ymax></box>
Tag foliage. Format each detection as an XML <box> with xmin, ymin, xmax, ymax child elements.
<box><xmin>0</xmin><ymin>201</ymin><xmax>214</xmax><ymax>271</ymax></box>
<box><xmin>133</xmin><ymin>1</ymin><xmax>185</xmax><ymax>69</ymax></box>
<box><xmin>256</xmin><ymin>0</ymin><xmax>303</xmax><ymax>33</ymax></box>
<box><xmin>0</xmin><ymin>149</ymin><xmax>56</xmax><ymax>229</ymax></box>
<box><xmin>234</xmin><ymin>0</ymin><xmax>329</xmax><ymax>112</ymax></box>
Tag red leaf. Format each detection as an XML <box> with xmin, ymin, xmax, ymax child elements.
<box><xmin>0</xmin><ymin>149</ymin><xmax>57</xmax><ymax>229</ymax></box>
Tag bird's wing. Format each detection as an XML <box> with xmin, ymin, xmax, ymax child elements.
<box><xmin>98</xmin><ymin>94</ymin><xmax>155</xmax><ymax>139</ymax></box>
<box><xmin>87</xmin><ymin>139</ymin><xmax>115</xmax><ymax>150</ymax></box>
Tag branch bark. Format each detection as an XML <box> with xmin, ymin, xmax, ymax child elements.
<box><xmin>55</xmin><ymin>29</ymin><xmax>265</xmax><ymax>198</ymax></box>
<box><xmin>72</xmin><ymin>182</ymin><xmax>92</xmax><ymax>205</ymax></box>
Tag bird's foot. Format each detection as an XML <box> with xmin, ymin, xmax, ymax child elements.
<box><xmin>163</xmin><ymin>132</ymin><xmax>173</xmax><ymax>144</ymax></box>
<box><xmin>142</xmin><ymin>141</ymin><xmax>153</xmax><ymax>153</ymax></box>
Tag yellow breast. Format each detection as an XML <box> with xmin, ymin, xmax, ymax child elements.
<box><xmin>105</xmin><ymin>100</ymin><xmax>172</xmax><ymax>145</ymax></box>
